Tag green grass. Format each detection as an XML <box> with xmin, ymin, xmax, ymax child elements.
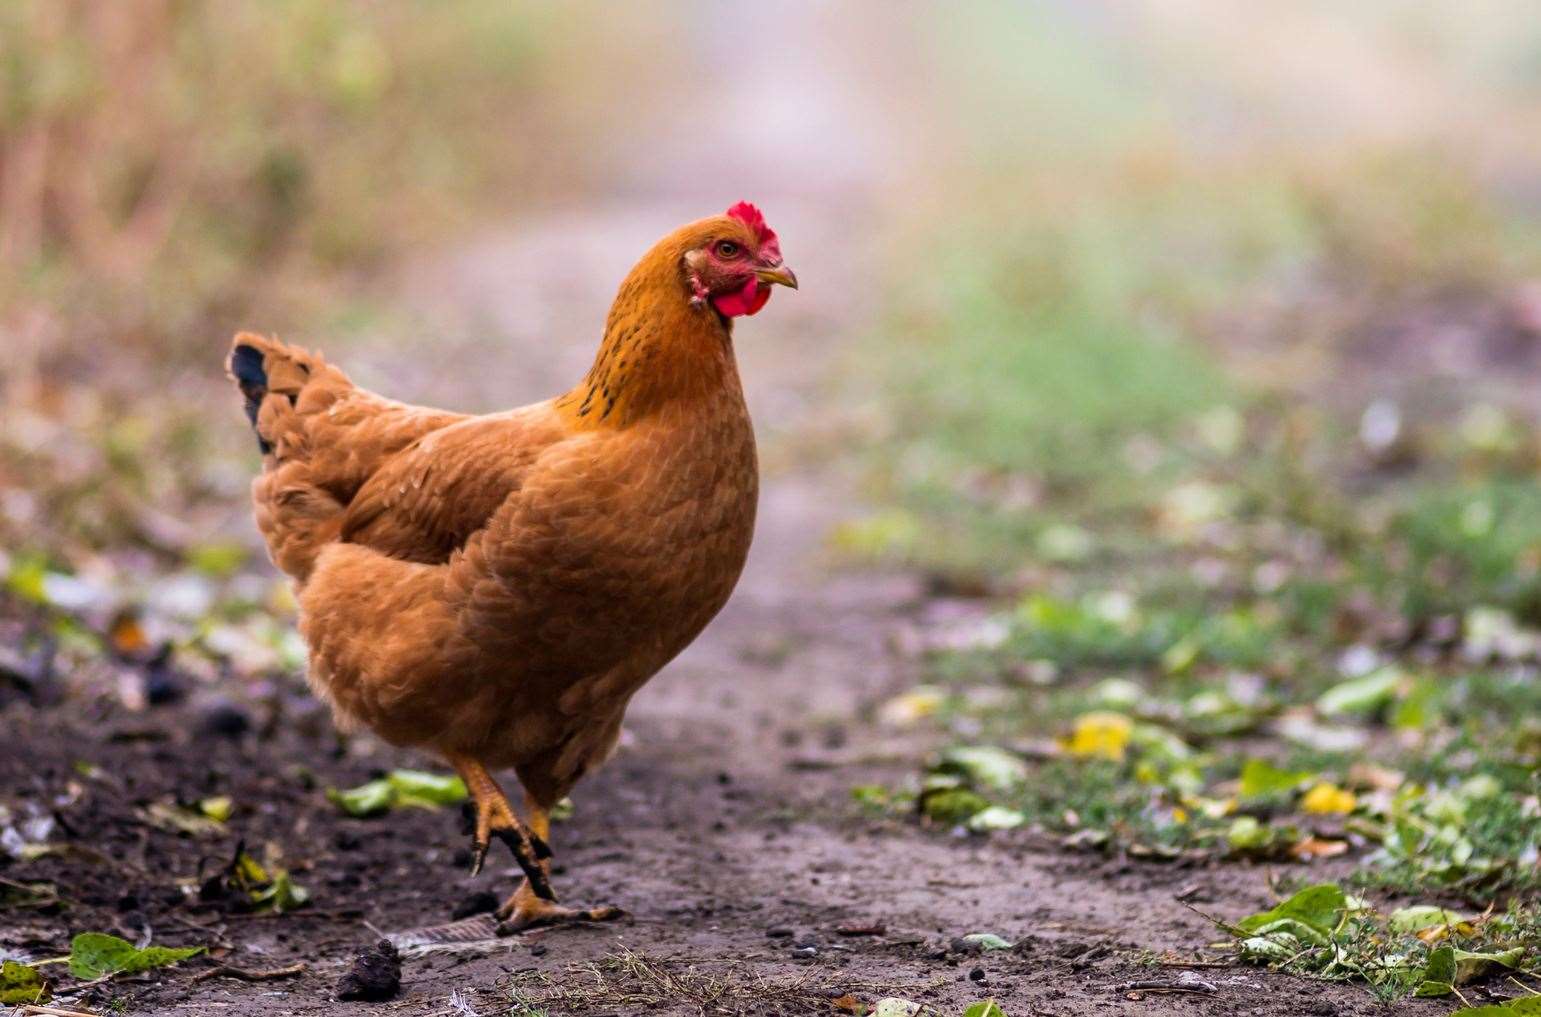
<box><xmin>849</xmin><ymin>147</ymin><xmax>1541</xmax><ymax>993</ymax></box>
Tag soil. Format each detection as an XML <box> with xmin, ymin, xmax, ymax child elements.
<box><xmin>0</xmin><ymin>472</ymin><xmax>1449</xmax><ymax>1017</ymax></box>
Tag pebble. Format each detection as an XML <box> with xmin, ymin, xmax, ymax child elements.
<box><xmin>197</xmin><ymin>697</ymin><xmax>251</xmax><ymax>738</ymax></box>
<box><xmin>335</xmin><ymin>940</ymin><xmax>401</xmax><ymax>1002</ymax></box>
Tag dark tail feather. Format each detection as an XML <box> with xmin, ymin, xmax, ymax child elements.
<box><xmin>230</xmin><ymin>343</ymin><xmax>272</xmax><ymax>453</ymax></box>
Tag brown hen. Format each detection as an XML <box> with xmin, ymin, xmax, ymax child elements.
<box><xmin>226</xmin><ymin>204</ymin><xmax>795</xmax><ymax>931</ymax></box>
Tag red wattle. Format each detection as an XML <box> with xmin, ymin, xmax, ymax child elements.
<box><xmin>711</xmin><ymin>277</ymin><xmax>771</xmax><ymax>317</ymax></box>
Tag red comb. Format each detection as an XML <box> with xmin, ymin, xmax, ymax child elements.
<box><xmin>726</xmin><ymin>201</ymin><xmax>781</xmax><ymax>261</ymax></box>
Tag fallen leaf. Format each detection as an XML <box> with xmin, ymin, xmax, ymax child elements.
<box><xmin>1300</xmin><ymin>783</ymin><xmax>1356</xmax><ymax>815</ymax></box>
<box><xmin>1239</xmin><ymin>759</ymin><xmax>1314</xmax><ymax>801</ymax></box>
<box><xmin>326</xmin><ymin>769</ymin><xmax>467</xmax><ymax>816</ymax></box>
<box><xmin>200</xmin><ymin>796</ymin><xmax>233</xmax><ymax>823</ymax></box>
<box><xmin>327</xmin><ymin>779</ymin><xmax>393</xmax><ymax>817</ymax></box>
<box><xmin>139</xmin><ymin>800</ymin><xmax>224</xmax><ymax>838</ymax></box>
<box><xmin>1062</xmin><ymin>712</ymin><xmax>1133</xmax><ymax>761</ymax></box>
<box><xmin>963</xmin><ymin>1002</ymin><xmax>1008</xmax><ymax>1017</ymax></box>
<box><xmin>1236</xmin><ymin>884</ymin><xmax>1347</xmax><ymax>944</ymax></box>
<box><xmin>1415</xmin><ymin>945</ymin><xmax>1524</xmax><ymax>998</ymax></box>
<box><xmin>961</xmin><ymin>933</ymin><xmax>1014</xmax><ymax>951</ymax></box>
<box><xmin>967</xmin><ymin>806</ymin><xmax>1026</xmax><ymax>832</ymax></box>
<box><xmin>386</xmin><ymin>769</ymin><xmax>468</xmax><ymax>808</ymax></box>
<box><xmin>68</xmin><ymin>932</ymin><xmax>204</xmax><ymax>979</ymax></box>
<box><xmin>878</xmin><ymin>687</ymin><xmax>947</xmax><ymax>726</ymax></box>
<box><xmin>1289</xmin><ymin>837</ymin><xmax>1349</xmax><ymax>860</ymax></box>
<box><xmin>1316</xmin><ymin>668</ymin><xmax>1402</xmax><ymax>716</ymax></box>
<box><xmin>0</xmin><ymin>960</ymin><xmax>47</xmax><ymax>1004</ymax></box>
<box><xmin>918</xmin><ymin>786</ymin><xmax>990</xmax><ymax>824</ymax></box>
<box><xmin>936</xmin><ymin>746</ymin><xmax>1028</xmax><ymax>791</ymax></box>
<box><xmin>1388</xmin><ymin>906</ymin><xmax>1465</xmax><ymax>935</ymax></box>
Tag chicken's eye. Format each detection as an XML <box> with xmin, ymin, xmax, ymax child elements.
<box><xmin>715</xmin><ymin>241</ymin><xmax>740</xmax><ymax>258</ymax></box>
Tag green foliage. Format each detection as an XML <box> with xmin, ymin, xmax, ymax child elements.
<box><xmin>0</xmin><ymin>960</ymin><xmax>47</xmax><ymax>1004</ymax></box>
<box><xmin>0</xmin><ymin>1</ymin><xmax>552</xmax><ymax>371</ymax></box>
<box><xmin>326</xmin><ymin>769</ymin><xmax>468</xmax><ymax>817</ymax></box>
<box><xmin>1399</xmin><ymin>479</ymin><xmax>1541</xmax><ymax>620</ymax></box>
<box><xmin>862</xmin><ymin>151</ymin><xmax>1541</xmax><ymax>917</ymax></box>
<box><xmin>1224</xmin><ymin>887</ymin><xmax>1540</xmax><ymax>1003</ymax></box>
<box><xmin>213</xmin><ymin>848</ymin><xmax>310</xmax><ymax>914</ymax></box>
<box><xmin>963</xmin><ymin>1002</ymin><xmax>1007</xmax><ymax>1017</ymax></box>
<box><xmin>67</xmin><ymin>932</ymin><xmax>203</xmax><ymax>980</ymax></box>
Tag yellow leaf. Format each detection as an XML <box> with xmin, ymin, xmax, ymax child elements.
<box><xmin>1062</xmin><ymin>712</ymin><xmax>1133</xmax><ymax>761</ymax></box>
<box><xmin>879</xmin><ymin>687</ymin><xmax>945</xmax><ymax>726</ymax></box>
<box><xmin>1300</xmin><ymin>782</ymin><xmax>1357</xmax><ymax>815</ymax></box>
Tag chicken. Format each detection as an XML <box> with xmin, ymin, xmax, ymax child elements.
<box><xmin>226</xmin><ymin>203</ymin><xmax>796</xmax><ymax>931</ymax></box>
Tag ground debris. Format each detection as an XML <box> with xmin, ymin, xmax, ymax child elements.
<box><xmin>191</xmin><ymin>961</ymin><xmax>305</xmax><ymax>983</ymax></box>
<box><xmin>335</xmin><ymin>940</ymin><xmax>400</xmax><ymax>1002</ymax></box>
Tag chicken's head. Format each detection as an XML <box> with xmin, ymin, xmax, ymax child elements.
<box><xmin>681</xmin><ymin>201</ymin><xmax>797</xmax><ymax>318</ymax></box>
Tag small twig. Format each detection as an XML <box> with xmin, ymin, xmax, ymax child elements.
<box><xmin>1179</xmin><ymin>899</ymin><xmax>1250</xmax><ymax>939</ymax></box>
<box><xmin>17</xmin><ymin>1005</ymin><xmax>101</xmax><ymax>1017</ymax></box>
<box><xmin>191</xmin><ymin>961</ymin><xmax>306</xmax><ymax>984</ymax></box>
<box><xmin>1116</xmin><ymin>979</ymin><xmax>1219</xmax><ymax>994</ymax></box>
<box><xmin>0</xmin><ymin>875</ymin><xmax>61</xmax><ymax>904</ymax></box>
<box><xmin>1508</xmin><ymin>975</ymin><xmax>1541</xmax><ymax>996</ymax></box>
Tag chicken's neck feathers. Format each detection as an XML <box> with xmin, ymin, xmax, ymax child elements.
<box><xmin>555</xmin><ymin>253</ymin><xmax>743</xmax><ymax>429</ymax></box>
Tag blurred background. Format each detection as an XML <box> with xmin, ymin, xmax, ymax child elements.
<box><xmin>4</xmin><ymin>1</ymin><xmax>1541</xmax><ymax>814</ymax></box>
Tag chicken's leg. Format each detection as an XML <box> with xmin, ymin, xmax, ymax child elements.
<box><xmin>446</xmin><ymin>753</ymin><xmax>555</xmax><ymax>901</ymax></box>
<box><xmin>493</xmin><ymin>792</ymin><xmax>624</xmax><ymax>935</ymax></box>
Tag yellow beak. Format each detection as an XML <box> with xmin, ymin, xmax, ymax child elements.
<box><xmin>755</xmin><ymin>264</ymin><xmax>798</xmax><ymax>289</ymax></box>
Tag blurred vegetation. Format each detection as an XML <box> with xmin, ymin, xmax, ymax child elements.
<box><xmin>0</xmin><ymin>0</ymin><xmax>591</xmax><ymax>588</ymax></box>
<box><xmin>835</xmin><ymin>11</ymin><xmax>1541</xmax><ymax>976</ymax></box>
<box><xmin>0</xmin><ymin>0</ymin><xmax>573</xmax><ymax>378</ymax></box>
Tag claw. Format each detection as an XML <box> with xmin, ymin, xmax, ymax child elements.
<box><xmin>493</xmin><ymin>828</ymin><xmax>556</xmax><ymax>901</ymax></box>
<box><xmin>447</xmin><ymin>755</ymin><xmax>558</xmax><ymax>903</ymax></box>
<box><xmin>468</xmin><ymin>838</ymin><xmax>489</xmax><ymax>878</ymax></box>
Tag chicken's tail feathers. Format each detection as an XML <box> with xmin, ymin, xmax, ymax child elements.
<box><xmin>228</xmin><ymin>341</ymin><xmax>271</xmax><ymax>449</ymax></box>
<box><xmin>226</xmin><ymin>333</ymin><xmax>355</xmax><ymax>584</ymax></box>
<box><xmin>225</xmin><ymin>332</ymin><xmax>344</xmax><ymax>456</ymax></box>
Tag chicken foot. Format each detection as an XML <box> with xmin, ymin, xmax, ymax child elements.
<box><xmin>447</xmin><ymin>754</ymin><xmax>555</xmax><ymax>901</ymax></box>
<box><xmin>493</xmin><ymin>794</ymin><xmax>625</xmax><ymax>935</ymax></box>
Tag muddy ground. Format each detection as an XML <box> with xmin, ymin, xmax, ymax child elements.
<box><xmin>0</xmin><ymin>471</ymin><xmax>1448</xmax><ymax>1017</ymax></box>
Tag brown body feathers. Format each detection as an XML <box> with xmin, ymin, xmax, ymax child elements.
<box><xmin>226</xmin><ymin>215</ymin><xmax>765</xmax><ymax>807</ymax></box>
